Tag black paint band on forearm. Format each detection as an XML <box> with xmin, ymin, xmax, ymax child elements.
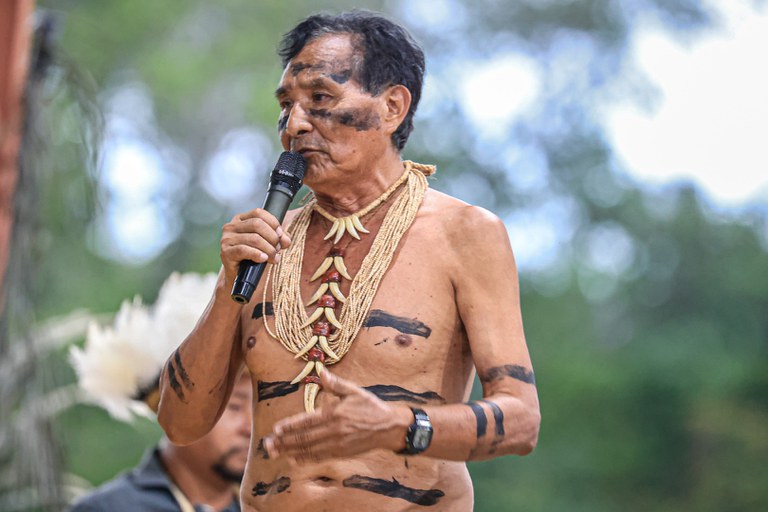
<box><xmin>467</xmin><ymin>402</ymin><xmax>487</xmax><ymax>439</ymax></box>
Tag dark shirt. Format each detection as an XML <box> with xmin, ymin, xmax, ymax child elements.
<box><xmin>68</xmin><ymin>447</ymin><xmax>241</xmax><ymax>512</ymax></box>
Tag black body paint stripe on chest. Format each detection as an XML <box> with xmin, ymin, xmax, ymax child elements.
<box><xmin>257</xmin><ymin>380</ymin><xmax>299</xmax><ymax>401</ymax></box>
<box><xmin>364</xmin><ymin>385</ymin><xmax>445</xmax><ymax>405</ymax></box>
<box><xmin>480</xmin><ymin>364</ymin><xmax>536</xmax><ymax>385</ymax></box>
<box><xmin>364</xmin><ymin>310</ymin><xmax>432</xmax><ymax>338</ymax></box>
<box><xmin>252</xmin><ymin>302</ymin><xmax>274</xmax><ymax>320</ymax></box>
<box><xmin>342</xmin><ymin>475</ymin><xmax>445</xmax><ymax>506</ymax></box>
<box><xmin>251</xmin><ymin>476</ymin><xmax>291</xmax><ymax>496</ymax></box>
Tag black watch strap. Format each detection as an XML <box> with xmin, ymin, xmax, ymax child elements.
<box><xmin>399</xmin><ymin>407</ymin><xmax>433</xmax><ymax>455</ymax></box>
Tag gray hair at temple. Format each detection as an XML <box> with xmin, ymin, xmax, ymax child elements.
<box><xmin>278</xmin><ymin>10</ymin><xmax>426</xmax><ymax>152</ymax></box>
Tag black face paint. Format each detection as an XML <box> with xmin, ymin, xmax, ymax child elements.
<box><xmin>252</xmin><ymin>302</ymin><xmax>274</xmax><ymax>320</ymax></box>
<box><xmin>342</xmin><ymin>475</ymin><xmax>445</xmax><ymax>506</ymax></box>
<box><xmin>257</xmin><ymin>380</ymin><xmax>300</xmax><ymax>401</ymax></box>
<box><xmin>290</xmin><ymin>62</ymin><xmax>313</xmax><ymax>76</ymax></box>
<box><xmin>330</xmin><ymin>69</ymin><xmax>352</xmax><ymax>84</ymax></box>
<box><xmin>277</xmin><ymin>115</ymin><xmax>288</xmax><ymax>133</ymax></box>
<box><xmin>365</xmin><ymin>310</ymin><xmax>432</xmax><ymax>338</ymax></box>
<box><xmin>308</xmin><ymin>108</ymin><xmax>332</xmax><ymax>119</ymax></box>
<box><xmin>364</xmin><ymin>384</ymin><xmax>445</xmax><ymax>405</ymax></box>
<box><xmin>337</xmin><ymin>108</ymin><xmax>381</xmax><ymax>131</ymax></box>
<box><xmin>480</xmin><ymin>364</ymin><xmax>536</xmax><ymax>385</ymax></box>
<box><xmin>252</xmin><ymin>476</ymin><xmax>291</xmax><ymax>496</ymax></box>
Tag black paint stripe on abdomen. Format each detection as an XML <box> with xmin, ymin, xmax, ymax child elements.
<box><xmin>257</xmin><ymin>380</ymin><xmax>299</xmax><ymax>401</ymax></box>
<box><xmin>342</xmin><ymin>475</ymin><xmax>445</xmax><ymax>506</ymax></box>
<box><xmin>364</xmin><ymin>384</ymin><xmax>445</xmax><ymax>405</ymax></box>
<box><xmin>252</xmin><ymin>302</ymin><xmax>274</xmax><ymax>320</ymax></box>
<box><xmin>364</xmin><ymin>310</ymin><xmax>431</xmax><ymax>338</ymax></box>
<box><xmin>251</xmin><ymin>476</ymin><xmax>291</xmax><ymax>496</ymax></box>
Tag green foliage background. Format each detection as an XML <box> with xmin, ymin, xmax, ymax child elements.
<box><xmin>8</xmin><ymin>0</ymin><xmax>766</xmax><ymax>510</ymax></box>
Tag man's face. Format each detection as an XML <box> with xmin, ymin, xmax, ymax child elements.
<box><xmin>275</xmin><ymin>34</ymin><xmax>392</xmax><ymax>187</ymax></box>
<box><xmin>192</xmin><ymin>376</ymin><xmax>253</xmax><ymax>483</ymax></box>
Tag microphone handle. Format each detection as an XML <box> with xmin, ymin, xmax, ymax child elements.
<box><xmin>230</xmin><ymin>183</ymin><xmax>295</xmax><ymax>304</ymax></box>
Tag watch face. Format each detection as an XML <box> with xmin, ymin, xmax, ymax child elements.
<box><xmin>412</xmin><ymin>428</ymin><xmax>432</xmax><ymax>449</ymax></box>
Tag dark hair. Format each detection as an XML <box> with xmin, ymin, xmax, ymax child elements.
<box><xmin>278</xmin><ymin>11</ymin><xmax>425</xmax><ymax>151</ymax></box>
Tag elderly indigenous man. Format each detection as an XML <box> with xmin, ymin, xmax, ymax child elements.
<box><xmin>158</xmin><ymin>11</ymin><xmax>540</xmax><ymax>512</ymax></box>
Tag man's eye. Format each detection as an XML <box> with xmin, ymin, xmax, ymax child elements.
<box><xmin>312</xmin><ymin>93</ymin><xmax>330</xmax><ymax>103</ymax></box>
<box><xmin>279</xmin><ymin>101</ymin><xmax>292</xmax><ymax>110</ymax></box>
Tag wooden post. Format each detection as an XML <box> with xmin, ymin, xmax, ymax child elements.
<box><xmin>0</xmin><ymin>0</ymin><xmax>34</xmax><ymax>314</ymax></box>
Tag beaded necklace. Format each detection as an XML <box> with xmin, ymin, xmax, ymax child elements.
<box><xmin>262</xmin><ymin>161</ymin><xmax>435</xmax><ymax>411</ymax></box>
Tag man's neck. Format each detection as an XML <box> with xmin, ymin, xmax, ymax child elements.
<box><xmin>312</xmin><ymin>151</ymin><xmax>406</xmax><ymax>217</ymax></box>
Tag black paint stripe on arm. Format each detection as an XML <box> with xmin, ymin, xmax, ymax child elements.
<box><xmin>172</xmin><ymin>349</ymin><xmax>195</xmax><ymax>389</ymax></box>
<box><xmin>342</xmin><ymin>475</ymin><xmax>445</xmax><ymax>506</ymax></box>
<box><xmin>166</xmin><ymin>360</ymin><xmax>186</xmax><ymax>403</ymax></box>
<box><xmin>364</xmin><ymin>385</ymin><xmax>445</xmax><ymax>405</ymax></box>
<box><xmin>257</xmin><ymin>380</ymin><xmax>299</xmax><ymax>401</ymax></box>
<box><xmin>467</xmin><ymin>402</ymin><xmax>487</xmax><ymax>439</ymax></box>
<box><xmin>480</xmin><ymin>364</ymin><xmax>536</xmax><ymax>385</ymax></box>
<box><xmin>480</xmin><ymin>399</ymin><xmax>505</xmax><ymax>437</ymax></box>
<box><xmin>252</xmin><ymin>302</ymin><xmax>274</xmax><ymax>320</ymax></box>
<box><xmin>364</xmin><ymin>310</ymin><xmax>432</xmax><ymax>338</ymax></box>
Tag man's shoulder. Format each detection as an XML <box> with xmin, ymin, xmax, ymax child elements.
<box><xmin>420</xmin><ymin>188</ymin><xmax>505</xmax><ymax>236</ymax></box>
<box><xmin>67</xmin><ymin>473</ymin><xmax>139</xmax><ymax>511</ymax></box>
<box><xmin>67</xmin><ymin>451</ymin><xmax>176</xmax><ymax>512</ymax></box>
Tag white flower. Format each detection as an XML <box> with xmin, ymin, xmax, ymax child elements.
<box><xmin>69</xmin><ymin>272</ymin><xmax>218</xmax><ymax>422</ymax></box>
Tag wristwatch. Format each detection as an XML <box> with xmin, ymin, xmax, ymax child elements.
<box><xmin>400</xmin><ymin>407</ymin><xmax>433</xmax><ymax>455</ymax></box>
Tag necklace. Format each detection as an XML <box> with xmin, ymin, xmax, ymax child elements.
<box><xmin>263</xmin><ymin>161</ymin><xmax>435</xmax><ymax>412</ymax></box>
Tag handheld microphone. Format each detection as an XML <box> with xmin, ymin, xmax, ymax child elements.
<box><xmin>231</xmin><ymin>151</ymin><xmax>306</xmax><ymax>304</ymax></box>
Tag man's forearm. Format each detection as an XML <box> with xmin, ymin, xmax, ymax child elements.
<box><xmin>413</xmin><ymin>394</ymin><xmax>540</xmax><ymax>462</ymax></box>
<box><xmin>157</xmin><ymin>277</ymin><xmax>244</xmax><ymax>445</ymax></box>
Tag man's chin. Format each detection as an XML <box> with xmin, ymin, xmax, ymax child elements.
<box><xmin>212</xmin><ymin>462</ymin><xmax>245</xmax><ymax>484</ymax></box>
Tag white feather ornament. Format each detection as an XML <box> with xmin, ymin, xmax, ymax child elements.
<box><xmin>69</xmin><ymin>272</ymin><xmax>217</xmax><ymax>422</ymax></box>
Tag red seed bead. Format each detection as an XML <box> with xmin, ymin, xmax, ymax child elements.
<box><xmin>324</xmin><ymin>270</ymin><xmax>341</xmax><ymax>283</ymax></box>
<box><xmin>303</xmin><ymin>375</ymin><xmax>321</xmax><ymax>385</ymax></box>
<box><xmin>308</xmin><ymin>347</ymin><xmax>325</xmax><ymax>362</ymax></box>
<box><xmin>317</xmin><ymin>294</ymin><xmax>336</xmax><ymax>308</ymax></box>
<box><xmin>330</xmin><ymin>246</ymin><xmax>345</xmax><ymax>257</ymax></box>
<box><xmin>312</xmin><ymin>321</ymin><xmax>331</xmax><ymax>336</ymax></box>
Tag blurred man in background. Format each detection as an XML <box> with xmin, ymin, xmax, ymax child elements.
<box><xmin>68</xmin><ymin>372</ymin><xmax>251</xmax><ymax>512</ymax></box>
<box><xmin>68</xmin><ymin>272</ymin><xmax>251</xmax><ymax>511</ymax></box>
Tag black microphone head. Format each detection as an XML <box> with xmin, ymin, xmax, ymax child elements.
<box><xmin>271</xmin><ymin>151</ymin><xmax>306</xmax><ymax>196</ymax></box>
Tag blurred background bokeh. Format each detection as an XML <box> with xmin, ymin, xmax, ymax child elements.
<box><xmin>1</xmin><ymin>1</ymin><xmax>767</xmax><ymax>511</ymax></box>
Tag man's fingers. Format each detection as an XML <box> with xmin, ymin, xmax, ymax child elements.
<box><xmin>320</xmin><ymin>369</ymin><xmax>362</xmax><ymax>398</ymax></box>
<box><xmin>273</xmin><ymin>410</ymin><xmax>323</xmax><ymax>435</ymax></box>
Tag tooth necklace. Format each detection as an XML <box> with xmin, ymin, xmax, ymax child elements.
<box><xmin>262</xmin><ymin>160</ymin><xmax>435</xmax><ymax>412</ymax></box>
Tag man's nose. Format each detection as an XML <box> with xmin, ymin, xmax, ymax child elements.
<box><xmin>238</xmin><ymin>410</ymin><xmax>252</xmax><ymax>437</ymax></box>
<box><xmin>284</xmin><ymin>103</ymin><xmax>313</xmax><ymax>137</ymax></box>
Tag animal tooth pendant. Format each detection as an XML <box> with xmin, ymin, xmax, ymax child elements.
<box><xmin>322</xmin><ymin>214</ymin><xmax>368</xmax><ymax>243</ymax></box>
<box><xmin>297</xmin><ymin>347</ymin><xmax>326</xmax><ymax>412</ymax></box>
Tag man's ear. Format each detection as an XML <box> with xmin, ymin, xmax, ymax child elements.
<box><xmin>381</xmin><ymin>84</ymin><xmax>411</xmax><ymax>135</ymax></box>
